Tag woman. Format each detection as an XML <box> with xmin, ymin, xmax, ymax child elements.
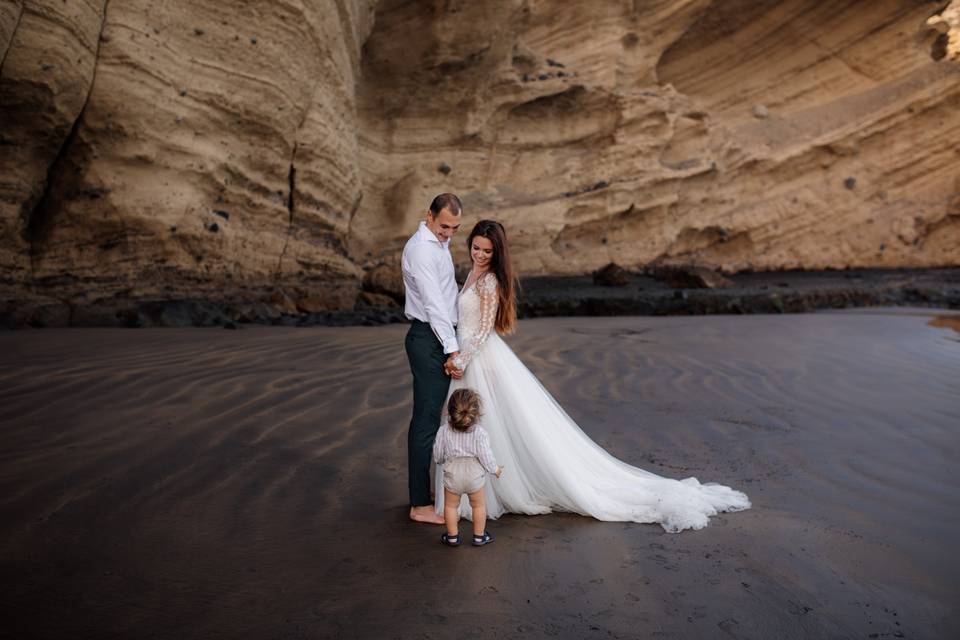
<box><xmin>434</xmin><ymin>220</ymin><xmax>751</xmax><ymax>533</ymax></box>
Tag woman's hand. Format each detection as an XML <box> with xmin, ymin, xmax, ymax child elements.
<box><xmin>444</xmin><ymin>355</ymin><xmax>463</xmax><ymax>379</ymax></box>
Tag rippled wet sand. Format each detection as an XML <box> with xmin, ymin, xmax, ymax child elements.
<box><xmin>1</xmin><ymin>308</ymin><xmax>957</xmax><ymax>639</ymax></box>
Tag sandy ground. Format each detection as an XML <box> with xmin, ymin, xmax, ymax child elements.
<box><xmin>1</xmin><ymin>308</ymin><xmax>958</xmax><ymax>639</ymax></box>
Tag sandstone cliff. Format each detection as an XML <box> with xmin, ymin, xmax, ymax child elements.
<box><xmin>1</xmin><ymin>0</ymin><xmax>377</xmax><ymax>319</ymax></box>
<box><xmin>1</xmin><ymin>0</ymin><xmax>958</xmax><ymax>322</ymax></box>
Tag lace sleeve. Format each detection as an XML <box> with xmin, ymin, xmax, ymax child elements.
<box><xmin>453</xmin><ymin>273</ymin><xmax>499</xmax><ymax>371</ymax></box>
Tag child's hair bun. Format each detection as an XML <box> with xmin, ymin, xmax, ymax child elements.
<box><xmin>448</xmin><ymin>388</ymin><xmax>482</xmax><ymax>432</ymax></box>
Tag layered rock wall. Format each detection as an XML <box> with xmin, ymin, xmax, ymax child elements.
<box><xmin>1</xmin><ymin>0</ymin><xmax>957</xmax><ymax>318</ymax></box>
<box><xmin>1</xmin><ymin>0</ymin><xmax>376</xmax><ymax>311</ymax></box>
<box><xmin>355</xmin><ymin>0</ymin><xmax>960</xmax><ymax>275</ymax></box>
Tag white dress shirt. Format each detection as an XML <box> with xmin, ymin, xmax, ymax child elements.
<box><xmin>401</xmin><ymin>221</ymin><xmax>459</xmax><ymax>353</ymax></box>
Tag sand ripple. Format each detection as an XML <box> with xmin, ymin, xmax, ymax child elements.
<box><xmin>1</xmin><ymin>310</ymin><xmax>957</xmax><ymax>638</ymax></box>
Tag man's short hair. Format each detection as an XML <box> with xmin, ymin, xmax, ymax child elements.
<box><xmin>429</xmin><ymin>193</ymin><xmax>462</xmax><ymax>217</ymax></box>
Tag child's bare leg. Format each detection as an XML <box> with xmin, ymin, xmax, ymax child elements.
<box><xmin>443</xmin><ymin>489</ymin><xmax>461</xmax><ymax>537</ymax></box>
<box><xmin>467</xmin><ymin>489</ymin><xmax>487</xmax><ymax>536</ymax></box>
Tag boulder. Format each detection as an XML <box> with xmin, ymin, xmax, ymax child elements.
<box><xmin>356</xmin><ymin>291</ymin><xmax>399</xmax><ymax>308</ymax></box>
<box><xmin>592</xmin><ymin>263</ymin><xmax>631</xmax><ymax>286</ymax></box>
<box><xmin>646</xmin><ymin>263</ymin><xmax>734</xmax><ymax>289</ymax></box>
<box><xmin>268</xmin><ymin>290</ymin><xmax>299</xmax><ymax>316</ymax></box>
<box><xmin>363</xmin><ymin>264</ymin><xmax>405</xmax><ymax>303</ymax></box>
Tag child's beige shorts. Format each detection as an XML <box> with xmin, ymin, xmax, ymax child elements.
<box><xmin>442</xmin><ymin>457</ymin><xmax>485</xmax><ymax>495</ymax></box>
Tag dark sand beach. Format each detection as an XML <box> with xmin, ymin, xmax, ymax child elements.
<box><xmin>1</xmin><ymin>309</ymin><xmax>958</xmax><ymax>639</ymax></box>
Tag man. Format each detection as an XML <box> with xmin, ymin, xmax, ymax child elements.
<box><xmin>402</xmin><ymin>193</ymin><xmax>464</xmax><ymax>524</ymax></box>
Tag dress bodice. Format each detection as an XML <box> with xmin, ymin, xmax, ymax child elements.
<box><xmin>453</xmin><ymin>272</ymin><xmax>498</xmax><ymax>370</ymax></box>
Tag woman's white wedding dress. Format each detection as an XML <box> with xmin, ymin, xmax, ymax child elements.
<box><xmin>434</xmin><ymin>272</ymin><xmax>751</xmax><ymax>533</ymax></box>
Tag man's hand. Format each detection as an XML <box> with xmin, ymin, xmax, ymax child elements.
<box><xmin>444</xmin><ymin>354</ymin><xmax>463</xmax><ymax>379</ymax></box>
<box><xmin>495</xmin><ymin>466</ymin><xmax>504</xmax><ymax>478</ymax></box>
<box><xmin>445</xmin><ymin>363</ymin><xmax>463</xmax><ymax>379</ymax></box>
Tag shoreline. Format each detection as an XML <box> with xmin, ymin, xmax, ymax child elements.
<box><xmin>3</xmin><ymin>267</ymin><xmax>958</xmax><ymax>329</ymax></box>
<box><xmin>520</xmin><ymin>266</ymin><xmax>960</xmax><ymax>318</ymax></box>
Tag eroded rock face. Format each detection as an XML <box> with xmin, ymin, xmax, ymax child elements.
<box><xmin>1</xmin><ymin>0</ymin><xmax>375</xmax><ymax>311</ymax></box>
<box><xmin>1</xmin><ymin>0</ymin><xmax>957</xmax><ymax>317</ymax></box>
<box><xmin>355</xmin><ymin>0</ymin><xmax>960</xmax><ymax>275</ymax></box>
<box><xmin>0</xmin><ymin>0</ymin><xmax>106</xmax><ymax>289</ymax></box>
<box><xmin>928</xmin><ymin>0</ymin><xmax>960</xmax><ymax>60</ymax></box>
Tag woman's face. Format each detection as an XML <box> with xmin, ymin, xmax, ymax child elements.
<box><xmin>470</xmin><ymin>235</ymin><xmax>494</xmax><ymax>270</ymax></box>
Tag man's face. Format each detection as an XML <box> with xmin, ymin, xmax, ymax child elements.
<box><xmin>425</xmin><ymin>208</ymin><xmax>461</xmax><ymax>243</ymax></box>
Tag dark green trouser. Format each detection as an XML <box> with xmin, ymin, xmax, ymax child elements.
<box><xmin>405</xmin><ymin>320</ymin><xmax>451</xmax><ymax>506</ymax></box>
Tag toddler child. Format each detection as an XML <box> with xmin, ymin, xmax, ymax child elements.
<box><xmin>432</xmin><ymin>388</ymin><xmax>503</xmax><ymax>546</ymax></box>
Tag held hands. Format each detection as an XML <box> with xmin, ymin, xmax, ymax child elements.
<box><xmin>444</xmin><ymin>353</ymin><xmax>464</xmax><ymax>379</ymax></box>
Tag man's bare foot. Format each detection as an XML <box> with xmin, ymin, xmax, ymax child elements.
<box><xmin>410</xmin><ymin>505</ymin><xmax>444</xmax><ymax>524</ymax></box>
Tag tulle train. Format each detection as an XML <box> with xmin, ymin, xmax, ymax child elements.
<box><xmin>434</xmin><ymin>334</ymin><xmax>751</xmax><ymax>533</ymax></box>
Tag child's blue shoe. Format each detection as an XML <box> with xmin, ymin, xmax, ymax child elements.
<box><xmin>440</xmin><ymin>533</ymin><xmax>460</xmax><ymax>547</ymax></box>
<box><xmin>472</xmin><ymin>531</ymin><xmax>493</xmax><ymax>546</ymax></box>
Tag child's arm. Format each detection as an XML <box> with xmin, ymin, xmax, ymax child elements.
<box><xmin>475</xmin><ymin>428</ymin><xmax>501</xmax><ymax>476</ymax></box>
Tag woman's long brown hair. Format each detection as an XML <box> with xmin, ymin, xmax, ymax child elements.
<box><xmin>467</xmin><ymin>220</ymin><xmax>518</xmax><ymax>334</ymax></box>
